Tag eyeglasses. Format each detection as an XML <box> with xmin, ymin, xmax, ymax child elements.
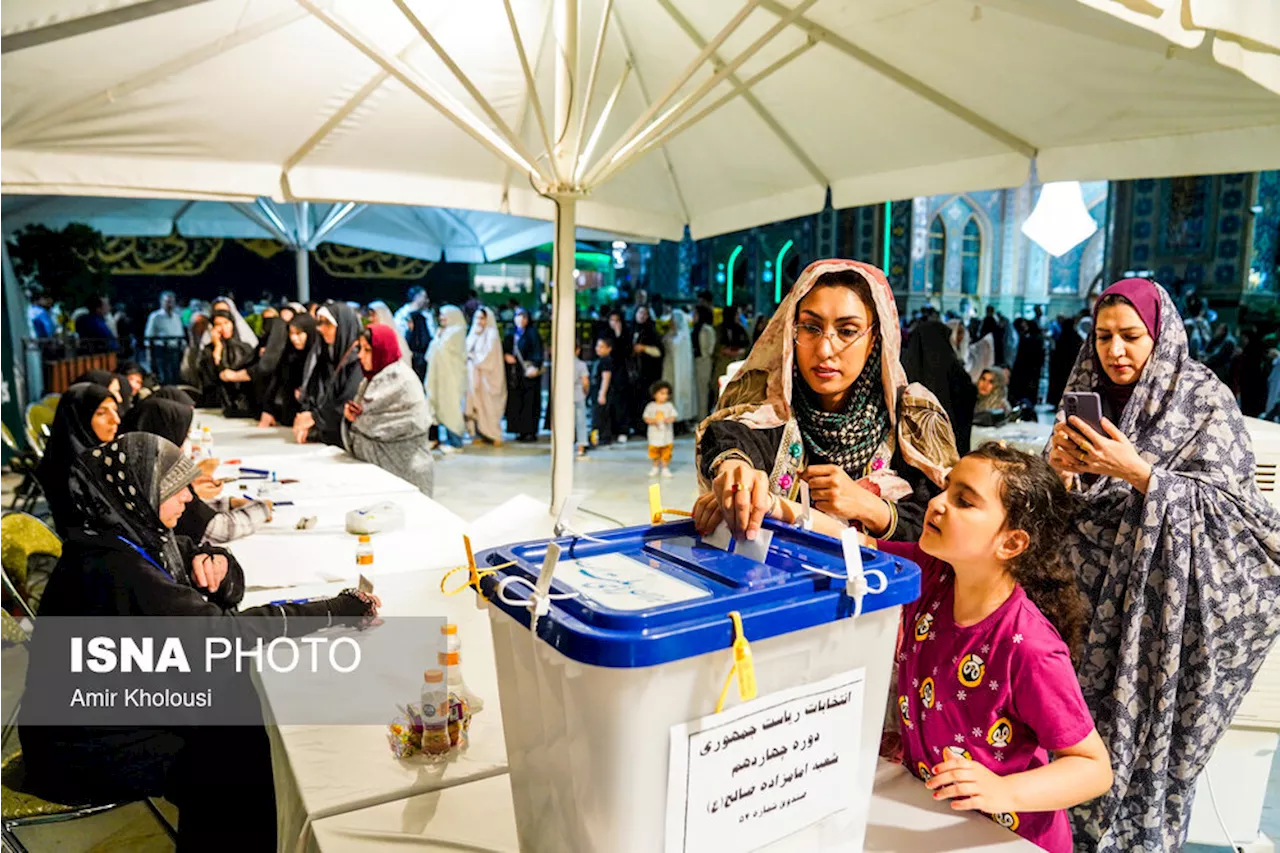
<box><xmin>793</xmin><ymin>321</ymin><xmax>873</xmax><ymax>354</ymax></box>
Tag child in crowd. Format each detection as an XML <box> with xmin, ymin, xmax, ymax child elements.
<box><xmin>879</xmin><ymin>443</ymin><xmax>1111</xmax><ymax>852</ymax></box>
<box><xmin>589</xmin><ymin>336</ymin><xmax>615</xmax><ymax>448</ymax></box>
<box><xmin>574</xmin><ymin>341</ymin><xmax>590</xmax><ymax>458</ymax></box>
<box><xmin>643</xmin><ymin>380</ymin><xmax>677</xmax><ymax>478</ymax></box>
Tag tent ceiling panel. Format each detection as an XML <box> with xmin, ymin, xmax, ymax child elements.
<box><xmin>2</xmin><ymin>0</ymin><xmax>1277</xmax><ymax>241</ymax></box>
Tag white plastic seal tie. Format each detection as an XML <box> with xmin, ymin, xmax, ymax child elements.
<box><xmin>495</xmin><ymin>542</ymin><xmax>578</xmax><ymax>636</ymax></box>
<box><xmin>840</xmin><ymin>528</ymin><xmax>888</xmax><ymax>620</ymax></box>
<box><xmin>552</xmin><ymin>493</ymin><xmax>610</xmax><ymax>545</ymax></box>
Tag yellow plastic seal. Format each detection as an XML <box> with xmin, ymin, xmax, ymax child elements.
<box><xmin>716</xmin><ymin>610</ymin><xmax>757</xmax><ymax>713</ymax></box>
<box><xmin>649</xmin><ymin>483</ymin><xmax>693</xmax><ymax>525</ymax></box>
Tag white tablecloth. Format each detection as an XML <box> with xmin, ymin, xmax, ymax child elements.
<box><xmin>308</xmin><ymin>763</ymin><xmax>1039</xmax><ymax>853</ymax></box>
<box><xmin>243</xmin><ymin>570</ymin><xmax>508</xmax><ymax>853</ymax></box>
<box><xmin>192</xmin><ymin>413</ymin><xmax>339</xmax><ymax>460</ymax></box>
<box><xmin>229</xmin><ymin>491</ymin><xmax>469</xmax><ymax>589</ymax></box>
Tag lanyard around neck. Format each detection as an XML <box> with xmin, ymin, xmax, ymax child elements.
<box><xmin>115</xmin><ymin>535</ymin><xmax>174</xmax><ymax>582</ymax></box>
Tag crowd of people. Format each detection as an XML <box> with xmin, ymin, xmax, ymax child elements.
<box><xmin>14</xmin><ymin>263</ymin><xmax>1280</xmax><ymax>852</ymax></box>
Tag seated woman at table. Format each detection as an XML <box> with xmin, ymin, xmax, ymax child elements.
<box><xmin>198</xmin><ymin>310</ymin><xmax>259</xmax><ymax>418</ymax></box>
<box><xmin>20</xmin><ymin>432</ymin><xmax>379</xmax><ymax>852</ymax></box>
<box><xmin>973</xmin><ymin>368</ymin><xmax>1015</xmax><ymax>427</ymax></box>
<box><xmin>294</xmin><ymin>302</ymin><xmax>363</xmax><ymax>446</ymax></box>
<box><xmin>198</xmin><ymin>295</ymin><xmax>259</xmax><ymax>350</ymax></box>
<box><xmin>343</xmin><ymin>324</ymin><xmax>435</xmax><ymax>496</ymax></box>
<box><xmin>117</xmin><ymin>359</ymin><xmax>155</xmax><ymax>401</ymax></box>
<box><xmin>257</xmin><ymin>312</ymin><xmax>316</xmax><ymax>428</ymax></box>
<box><xmin>692</xmin><ymin>259</ymin><xmax>958</xmax><ymax>542</ymax></box>
<box><xmin>122</xmin><ymin>396</ymin><xmax>274</xmax><ymax>544</ymax></box>
<box><xmin>74</xmin><ymin>368</ymin><xmax>133</xmax><ymax>418</ymax></box>
<box><xmin>35</xmin><ymin>382</ymin><xmax>121</xmax><ymax>537</ymax></box>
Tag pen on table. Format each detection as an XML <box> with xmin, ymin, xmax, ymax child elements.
<box><xmin>240</xmin><ymin>467</ymin><xmax>271</xmax><ymax>476</ymax></box>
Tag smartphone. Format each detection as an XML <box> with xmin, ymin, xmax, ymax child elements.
<box><xmin>1062</xmin><ymin>391</ymin><xmax>1104</xmax><ymax>435</ymax></box>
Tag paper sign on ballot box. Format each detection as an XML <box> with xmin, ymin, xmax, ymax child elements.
<box><xmin>666</xmin><ymin>668</ymin><xmax>866</xmax><ymax>853</ymax></box>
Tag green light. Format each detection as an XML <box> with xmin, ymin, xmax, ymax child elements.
<box><xmin>726</xmin><ymin>244</ymin><xmax>744</xmax><ymax>306</ymax></box>
<box><xmin>883</xmin><ymin>201</ymin><xmax>892</xmax><ymax>271</ymax></box>
<box><xmin>774</xmin><ymin>239</ymin><xmax>794</xmax><ymax>303</ymax></box>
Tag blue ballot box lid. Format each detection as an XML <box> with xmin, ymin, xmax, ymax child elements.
<box><xmin>475</xmin><ymin>518</ymin><xmax>921</xmax><ymax>669</ymax></box>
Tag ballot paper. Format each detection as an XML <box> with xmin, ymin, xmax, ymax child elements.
<box><xmin>666</xmin><ymin>668</ymin><xmax>865</xmax><ymax>853</ymax></box>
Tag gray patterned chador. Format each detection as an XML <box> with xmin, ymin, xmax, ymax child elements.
<box><xmin>1048</xmin><ymin>278</ymin><xmax>1280</xmax><ymax>851</ymax></box>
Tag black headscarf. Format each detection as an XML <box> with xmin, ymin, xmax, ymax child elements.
<box><xmin>302</xmin><ymin>303</ymin><xmax>363</xmax><ymax>445</ymax></box>
<box><xmin>74</xmin><ymin>370</ymin><xmax>115</xmax><ymax>388</ymax></box>
<box><xmin>70</xmin><ymin>433</ymin><xmax>200</xmax><ymax>581</ymax></box>
<box><xmin>119</xmin><ymin>397</ymin><xmax>219</xmax><ymax>542</ymax></box>
<box><xmin>255</xmin><ymin>315</ymin><xmax>291</xmax><ymax>377</ymax></box>
<box><xmin>35</xmin><ymin>383</ymin><xmax>115</xmax><ymax>536</ymax></box>
<box><xmin>151</xmin><ymin>387</ymin><xmax>197</xmax><ymax>407</ymax></box>
<box><xmin>121</xmin><ymin>397</ymin><xmax>193</xmax><ymax>447</ymax></box>
<box><xmin>114</xmin><ymin>373</ymin><xmax>134</xmax><ymax>417</ymax></box>
<box><xmin>902</xmin><ymin>319</ymin><xmax>976</xmax><ymax>454</ymax></box>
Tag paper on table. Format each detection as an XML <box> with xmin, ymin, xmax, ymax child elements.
<box><xmin>666</xmin><ymin>668</ymin><xmax>866</xmax><ymax>853</ymax></box>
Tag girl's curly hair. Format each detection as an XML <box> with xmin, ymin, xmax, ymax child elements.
<box><xmin>968</xmin><ymin>442</ymin><xmax>1086</xmax><ymax>667</ymax></box>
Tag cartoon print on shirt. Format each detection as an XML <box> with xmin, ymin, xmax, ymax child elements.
<box><xmin>991</xmin><ymin>812</ymin><xmax>1020</xmax><ymax>831</ymax></box>
<box><xmin>987</xmin><ymin>717</ymin><xmax>1013</xmax><ymax>749</ymax></box>
<box><xmin>919</xmin><ymin>677</ymin><xmax>935</xmax><ymax>709</ymax></box>
<box><xmin>957</xmin><ymin>652</ymin><xmax>985</xmax><ymax>688</ymax></box>
<box><xmin>917</xmin><ymin>762</ymin><xmax>933</xmax><ymax>782</ymax></box>
<box><xmin>898</xmin><ymin>695</ymin><xmax>912</xmax><ymax>727</ymax></box>
<box><xmin>913</xmin><ymin>611</ymin><xmax>934</xmax><ymax>642</ymax></box>
<box><xmin>945</xmin><ymin>745</ymin><xmax>972</xmax><ymax>761</ymax></box>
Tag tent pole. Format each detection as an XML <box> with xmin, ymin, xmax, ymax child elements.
<box><xmin>295</xmin><ymin>247</ymin><xmax>310</xmax><ymax>303</ymax></box>
<box><xmin>549</xmin><ymin>196</ymin><xmax>576</xmax><ymax>516</ymax></box>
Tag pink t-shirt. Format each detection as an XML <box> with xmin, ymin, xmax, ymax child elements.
<box><xmin>880</xmin><ymin>540</ymin><xmax>1095</xmax><ymax>853</ymax></box>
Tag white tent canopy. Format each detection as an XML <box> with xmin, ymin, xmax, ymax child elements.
<box><xmin>0</xmin><ymin>195</ymin><xmax>650</xmax><ymax>262</ymax></box>
<box><xmin>4</xmin><ymin>0</ymin><xmax>1277</xmax><ymax>511</ymax></box>
<box><xmin>3</xmin><ymin>0</ymin><xmax>1278</xmax><ymax>240</ymax></box>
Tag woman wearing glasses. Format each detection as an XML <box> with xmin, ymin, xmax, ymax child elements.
<box><xmin>693</xmin><ymin>259</ymin><xmax>959</xmax><ymax>541</ymax></box>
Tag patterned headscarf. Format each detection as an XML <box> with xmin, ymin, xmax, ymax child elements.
<box><xmin>1054</xmin><ymin>281</ymin><xmax>1280</xmax><ymax>850</ymax></box>
<box><xmin>790</xmin><ymin>338</ymin><xmax>891</xmax><ymax>474</ymax></box>
<box><xmin>70</xmin><ymin>433</ymin><xmax>200</xmax><ymax>581</ymax></box>
<box><xmin>696</xmin><ymin>259</ymin><xmax>957</xmax><ymax>498</ymax></box>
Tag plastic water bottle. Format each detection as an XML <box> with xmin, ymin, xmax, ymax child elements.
<box><xmin>199</xmin><ymin>426</ymin><xmax>213</xmax><ymax>460</ymax></box>
<box><xmin>356</xmin><ymin>535</ymin><xmax>374</xmax><ymax>567</ymax></box>
<box><xmin>420</xmin><ymin>669</ymin><xmax>451</xmax><ymax>755</ymax></box>
<box><xmin>440</xmin><ymin>623</ymin><xmax>483</xmax><ymax>712</ymax></box>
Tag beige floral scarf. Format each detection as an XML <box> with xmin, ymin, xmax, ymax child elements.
<box><xmin>695</xmin><ymin>259</ymin><xmax>957</xmax><ymax>501</ymax></box>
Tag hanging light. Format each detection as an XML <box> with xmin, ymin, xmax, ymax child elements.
<box><xmin>1021</xmin><ymin>181</ymin><xmax>1098</xmax><ymax>257</ymax></box>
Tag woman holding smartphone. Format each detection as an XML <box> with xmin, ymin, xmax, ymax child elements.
<box><xmin>1047</xmin><ymin>278</ymin><xmax>1280</xmax><ymax>851</ymax></box>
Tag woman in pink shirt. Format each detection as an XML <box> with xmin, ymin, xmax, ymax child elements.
<box><xmin>880</xmin><ymin>443</ymin><xmax>1112</xmax><ymax>852</ymax></box>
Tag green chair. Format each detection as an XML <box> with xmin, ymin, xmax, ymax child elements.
<box><xmin>0</xmin><ymin>513</ymin><xmax>60</xmax><ymax>622</ymax></box>
<box><xmin>36</xmin><ymin>395</ymin><xmax>59</xmax><ymax>413</ymax></box>
<box><xmin>21</xmin><ymin>406</ymin><xmax>53</xmax><ymax>460</ymax></box>
<box><xmin>0</xmin><ymin>426</ymin><xmax>41</xmax><ymax>514</ymax></box>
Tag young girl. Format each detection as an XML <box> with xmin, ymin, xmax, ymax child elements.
<box><xmin>879</xmin><ymin>443</ymin><xmax>1111</xmax><ymax>852</ymax></box>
